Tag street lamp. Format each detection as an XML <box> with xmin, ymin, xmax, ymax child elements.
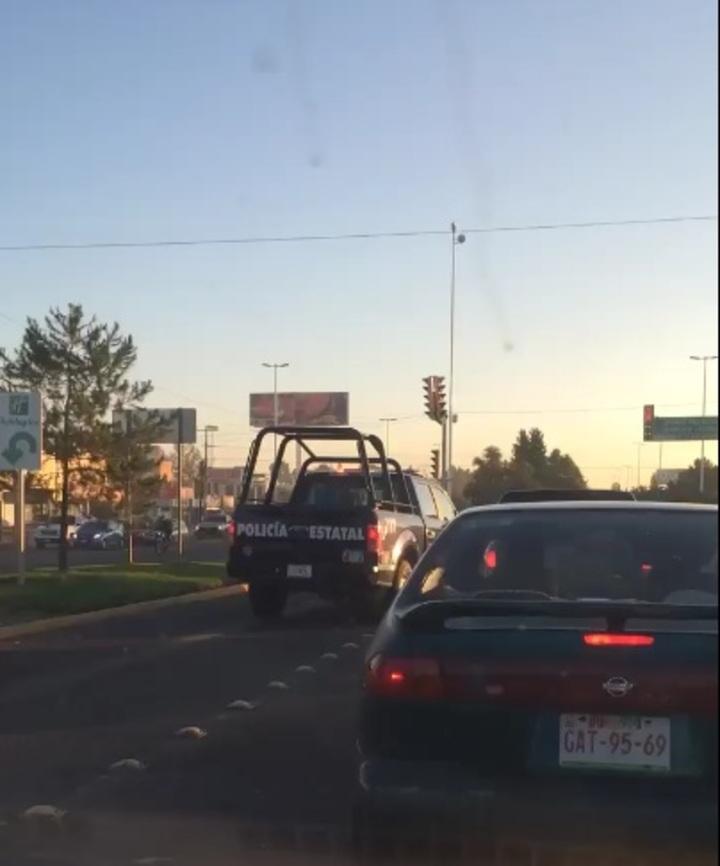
<box><xmin>447</xmin><ymin>222</ymin><xmax>465</xmax><ymax>490</ymax></box>
<box><xmin>262</xmin><ymin>362</ymin><xmax>289</xmax><ymax>460</ymax></box>
<box><xmin>379</xmin><ymin>417</ymin><xmax>398</xmax><ymax>454</ymax></box>
<box><xmin>690</xmin><ymin>354</ymin><xmax>718</xmax><ymax>494</ymax></box>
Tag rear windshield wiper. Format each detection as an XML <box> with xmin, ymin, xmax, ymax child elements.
<box><xmin>398</xmin><ymin>597</ymin><xmax>719</xmax><ymax>631</ymax></box>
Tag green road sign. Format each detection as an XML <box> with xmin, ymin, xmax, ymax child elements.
<box><xmin>0</xmin><ymin>391</ymin><xmax>43</xmax><ymax>471</ymax></box>
<box><xmin>650</xmin><ymin>415</ymin><xmax>719</xmax><ymax>443</ymax></box>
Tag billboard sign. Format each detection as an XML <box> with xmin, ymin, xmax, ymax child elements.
<box><xmin>0</xmin><ymin>391</ymin><xmax>42</xmax><ymax>471</ymax></box>
<box><xmin>113</xmin><ymin>408</ymin><xmax>197</xmax><ymax>444</ymax></box>
<box><xmin>249</xmin><ymin>392</ymin><xmax>349</xmax><ymax>427</ymax></box>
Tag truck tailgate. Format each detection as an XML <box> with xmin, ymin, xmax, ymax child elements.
<box><xmin>230</xmin><ymin>505</ymin><xmax>377</xmax><ymax>579</ymax></box>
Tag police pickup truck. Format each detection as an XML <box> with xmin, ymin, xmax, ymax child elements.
<box><xmin>227</xmin><ymin>426</ymin><xmax>456</xmax><ymax>619</ymax></box>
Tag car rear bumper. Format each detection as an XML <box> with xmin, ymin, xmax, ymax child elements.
<box><xmin>359</xmin><ymin>758</ymin><xmax>718</xmax><ymax>843</ymax></box>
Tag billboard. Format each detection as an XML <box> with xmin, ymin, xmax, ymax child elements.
<box><xmin>112</xmin><ymin>408</ymin><xmax>197</xmax><ymax>444</ymax></box>
<box><xmin>249</xmin><ymin>392</ymin><xmax>349</xmax><ymax>427</ymax></box>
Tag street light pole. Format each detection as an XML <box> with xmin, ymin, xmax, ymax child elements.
<box><xmin>447</xmin><ymin>222</ymin><xmax>465</xmax><ymax>489</ymax></box>
<box><xmin>262</xmin><ymin>362</ymin><xmax>289</xmax><ymax>461</ymax></box>
<box><xmin>379</xmin><ymin>417</ymin><xmax>398</xmax><ymax>454</ymax></box>
<box><xmin>690</xmin><ymin>354</ymin><xmax>718</xmax><ymax>495</ymax></box>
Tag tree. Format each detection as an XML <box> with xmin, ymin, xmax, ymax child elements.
<box><xmin>464</xmin><ymin>446</ymin><xmax>514</xmax><ymax>505</ymax></box>
<box><xmin>464</xmin><ymin>429</ymin><xmax>586</xmax><ymax>506</ymax></box>
<box><xmin>449</xmin><ymin>465</ymin><xmax>473</xmax><ymax>508</ymax></box>
<box><xmin>172</xmin><ymin>445</ymin><xmax>203</xmax><ymax>488</ymax></box>
<box><xmin>1</xmin><ymin>304</ymin><xmax>152</xmax><ymax>570</ymax></box>
<box><xmin>661</xmin><ymin>459</ymin><xmax>717</xmax><ymax>504</ymax></box>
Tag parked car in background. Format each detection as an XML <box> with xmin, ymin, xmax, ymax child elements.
<box><xmin>73</xmin><ymin>519</ymin><xmax>125</xmax><ymax>550</ymax></box>
<box><xmin>194</xmin><ymin>509</ymin><xmax>231</xmax><ymax>539</ymax></box>
<box><xmin>33</xmin><ymin>515</ymin><xmax>84</xmax><ymax>549</ymax></box>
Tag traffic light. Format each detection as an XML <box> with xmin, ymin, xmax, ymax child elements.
<box><xmin>430</xmin><ymin>448</ymin><xmax>440</xmax><ymax>479</ymax></box>
<box><xmin>643</xmin><ymin>404</ymin><xmax>655</xmax><ymax>442</ymax></box>
<box><xmin>422</xmin><ymin>375</ymin><xmax>447</xmax><ymax>424</ymax></box>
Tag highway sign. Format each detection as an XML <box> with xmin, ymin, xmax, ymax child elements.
<box><xmin>645</xmin><ymin>414</ymin><xmax>718</xmax><ymax>443</ymax></box>
<box><xmin>113</xmin><ymin>408</ymin><xmax>197</xmax><ymax>444</ymax></box>
<box><xmin>0</xmin><ymin>391</ymin><xmax>42</xmax><ymax>471</ymax></box>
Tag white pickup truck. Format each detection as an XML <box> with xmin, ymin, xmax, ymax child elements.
<box><xmin>33</xmin><ymin>515</ymin><xmax>84</xmax><ymax>549</ymax></box>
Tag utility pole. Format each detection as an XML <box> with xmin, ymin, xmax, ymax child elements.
<box><xmin>690</xmin><ymin>355</ymin><xmax>718</xmax><ymax>495</ymax></box>
<box><xmin>636</xmin><ymin>442</ymin><xmax>643</xmax><ymax>489</ymax></box>
<box><xmin>379</xmin><ymin>417</ymin><xmax>398</xmax><ymax>454</ymax></box>
<box><xmin>262</xmin><ymin>362</ymin><xmax>289</xmax><ymax>461</ymax></box>
<box><xmin>447</xmin><ymin>222</ymin><xmax>466</xmax><ymax>491</ymax></box>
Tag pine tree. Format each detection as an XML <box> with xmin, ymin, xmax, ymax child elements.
<box><xmin>1</xmin><ymin>304</ymin><xmax>152</xmax><ymax>571</ymax></box>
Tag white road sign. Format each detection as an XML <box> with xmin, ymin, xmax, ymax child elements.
<box><xmin>0</xmin><ymin>391</ymin><xmax>43</xmax><ymax>471</ymax></box>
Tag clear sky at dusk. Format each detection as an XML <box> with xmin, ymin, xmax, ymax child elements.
<box><xmin>1</xmin><ymin>0</ymin><xmax>717</xmax><ymax>486</ymax></box>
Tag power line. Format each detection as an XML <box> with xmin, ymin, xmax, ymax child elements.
<box><xmin>0</xmin><ymin>215</ymin><xmax>715</xmax><ymax>253</ymax></box>
<box><xmin>463</xmin><ymin>215</ymin><xmax>717</xmax><ymax>236</ymax></box>
<box><xmin>458</xmin><ymin>402</ymin><xmax>712</xmax><ymax>416</ymax></box>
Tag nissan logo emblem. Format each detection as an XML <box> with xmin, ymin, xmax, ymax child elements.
<box><xmin>602</xmin><ymin>676</ymin><xmax>634</xmax><ymax>698</ymax></box>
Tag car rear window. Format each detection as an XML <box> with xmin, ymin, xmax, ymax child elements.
<box><xmin>405</xmin><ymin>508</ymin><xmax>718</xmax><ymax>607</ymax></box>
<box><xmin>291</xmin><ymin>472</ymin><xmax>408</xmax><ymax>508</ymax></box>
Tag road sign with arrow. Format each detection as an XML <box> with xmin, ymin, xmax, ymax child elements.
<box><xmin>0</xmin><ymin>392</ymin><xmax>42</xmax><ymax>471</ymax></box>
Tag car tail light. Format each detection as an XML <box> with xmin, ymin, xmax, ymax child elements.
<box><xmin>365</xmin><ymin>656</ymin><xmax>443</xmax><ymax>700</ymax></box>
<box><xmin>583</xmin><ymin>633</ymin><xmax>655</xmax><ymax>647</ymax></box>
<box><xmin>366</xmin><ymin>524</ymin><xmax>380</xmax><ymax>554</ymax></box>
<box><xmin>228</xmin><ymin>519</ymin><xmax>236</xmax><ymax>538</ymax></box>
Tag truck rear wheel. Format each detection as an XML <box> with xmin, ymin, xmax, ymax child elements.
<box><xmin>248</xmin><ymin>580</ymin><xmax>287</xmax><ymax>618</ymax></box>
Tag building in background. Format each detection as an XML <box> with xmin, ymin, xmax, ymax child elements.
<box><xmin>206</xmin><ymin>466</ymin><xmax>246</xmax><ymax>511</ymax></box>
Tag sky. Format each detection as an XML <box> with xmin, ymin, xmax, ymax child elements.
<box><xmin>1</xmin><ymin>0</ymin><xmax>717</xmax><ymax>487</ymax></box>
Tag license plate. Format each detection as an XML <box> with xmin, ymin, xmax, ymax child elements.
<box><xmin>287</xmin><ymin>564</ymin><xmax>312</xmax><ymax>578</ymax></box>
<box><xmin>559</xmin><ymin>714</ymin><xmax>671</xmax><ymax>772</ymax></box>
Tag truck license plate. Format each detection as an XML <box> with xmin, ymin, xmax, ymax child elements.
<box><xmin>287</xmin><ymin>564</ymin><xmax>312</xmax><ymax>578</ymax></box>
<box><xmin>559</xmin><ymin>714</ymin><xmax>670</xmax><ymax>772</ymax></box>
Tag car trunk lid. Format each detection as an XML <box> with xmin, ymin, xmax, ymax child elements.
<box><xmin>365</xmin><ymin>600</ymin><xmax>717</xmax><ymax>780</ymax></box>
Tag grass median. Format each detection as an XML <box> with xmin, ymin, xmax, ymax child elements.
<box><xmin>0</xmin><ymin>561</ymin><xmax>226</xmax><ymax>624</ymax></box>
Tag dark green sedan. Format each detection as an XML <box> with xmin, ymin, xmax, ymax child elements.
<box><xmin>357</xmin><ymin>501</ymin><xmax>718</xmax><ymax>849</ymax></box>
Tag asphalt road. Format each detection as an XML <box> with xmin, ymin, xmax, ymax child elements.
<box><xmin>0</xmin><ymin>537</ymin><xmax>229</xmax><ymax>573</ymax></box>
<box><xmin>0</xmin><ymin>591</ymin><xmax>714</xmax><ymax>866</ymax></box>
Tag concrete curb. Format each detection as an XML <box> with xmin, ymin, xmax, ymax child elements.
<box><xmin>0</xmin><ymin>583</ymin><xmax>246</xmax><ymax>642</ymax></box>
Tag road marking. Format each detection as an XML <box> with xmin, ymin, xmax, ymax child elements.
<box><xmin>295</xmin><ymin>664</ymin><xmax>317</xmax><ymax>674</ymax></box>
<box><xmin>267</xmin><ymin>680</ymin><xmax>290</xmax><ymax>690</ymax></box>
<box><xmin>226</xmin><ymin>699</ymin><xmax>257</xmax><ymax>711</ymax></box>
<box><xmin>341</xmin><ymin>641</ymin><xmax>360</xmax><ymax>650</ymax></box>
<box><xmin>22</xmin><ymin>805</ymin><xmax>65</xmax><ymax>823</ymax></box>
<box><xmin>109</xmin><ymin>758</ymin><xmax>147</xmax><ymax>773</ymax></box>
<box><xmin>174</xmin><ymin>726</ymin><xmax>207</xmax><ymax>739</ymax></box>
<box><xmin>320</xmin><ymin>652</ymin><xmax>339</xmax><ymax>661</ymax></box>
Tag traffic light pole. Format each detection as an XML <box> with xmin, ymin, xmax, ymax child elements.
<box><xmin>441</xmin><ymin>416</ymin><xmax>448</xmax><ymax>490</ymax></box>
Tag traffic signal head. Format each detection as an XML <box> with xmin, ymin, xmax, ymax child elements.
<box><xmin>643</xmin><ymin>404</ymin><xmax>654</xmax><ymax>441</ymax></box>
<box><xmin>430</xmin><ymin>448</ymin><xmax>440</xmax><ymax>479</ymax></box>
<box><xmin>422</xmin><ymin>375</ymin><xmax>447</xmax><ymax>424</ymax></box>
